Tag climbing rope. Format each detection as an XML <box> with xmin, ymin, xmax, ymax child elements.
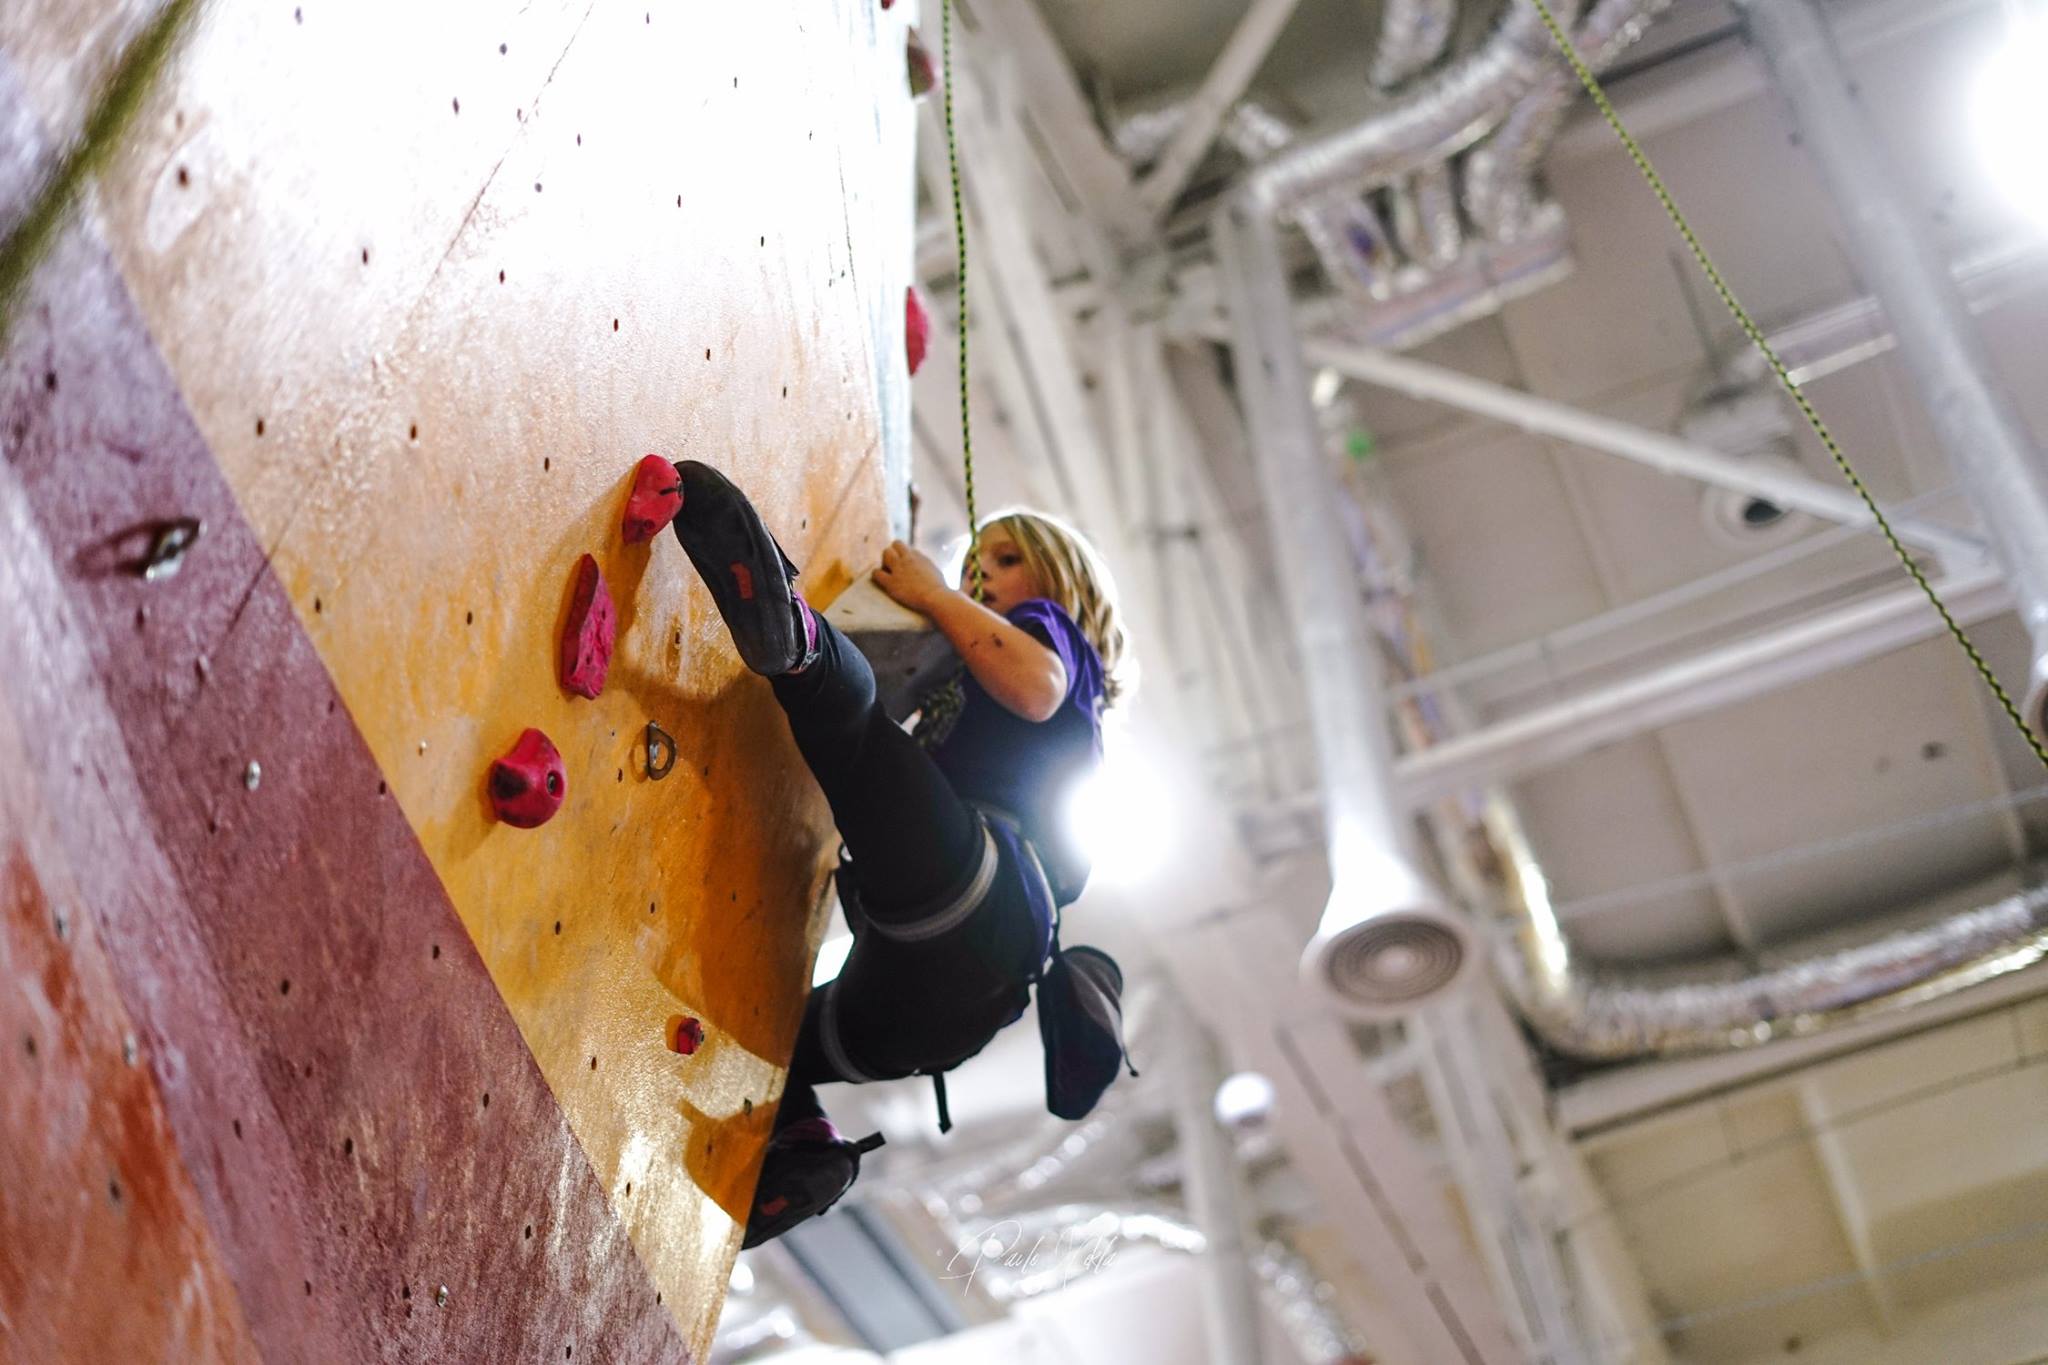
<box><xmin>1525</xmin><ymin>0</ymin><xmax>2048</xmax><ymax>769</ymax></box>
<box><xmin>939</xmin><ymin>0</ymin><xmax>985</xmax><ymax>600</ymax></box>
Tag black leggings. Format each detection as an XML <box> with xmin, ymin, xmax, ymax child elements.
<box><xmin>770</xmin><ymin>617</ymin><xmax>1040</xmax><ymax>1126</ymax></box>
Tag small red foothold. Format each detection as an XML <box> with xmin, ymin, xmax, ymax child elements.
<box><xmin>905</xmin><ymin>287</ymin><xmax>930</xmax><ymax>376</ymax></box>
<box><xmin>906</xmin><ymin>30</ymin><xmax>937</xmax><ymax>99</ymax></box>
<box><xmin>559</xmin><ymin>554</ymin><xmax>616</xmax><ymax>699</ymax></box>
<box><xmin>488</xmin><ymin>729</ymin><xmax>566</xmax><ymax>828</ymax></box>
<box><xmin>623</xmin><ymin>454</ymin><xmax>683</xmax><ymax>543</ymax></box>
<box><xmin>667</xmin><ymin>1015</ymin><xmax>706</xmax><ymax>1056</ymax></box>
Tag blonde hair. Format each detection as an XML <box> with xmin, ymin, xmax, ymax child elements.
<box><xmin>975</xmin><ymin>509</ymin><xmax>1135</xmax><ymax>711</ymax></box>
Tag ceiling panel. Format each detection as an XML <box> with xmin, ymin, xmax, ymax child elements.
<box><xmin>1376</xmin><ymin>426</ymin><xmax>1613</xmax><ymax>660</ymax></box>
<box><xmin>1652</xmin><ymin>636</ymin><xmax>2021</xmax><ymax>946</ymax></box>
<box><xmin>1514</xmin><ymin>737</ymin><xmax>1733</xmax><ymax>964</ymax></box>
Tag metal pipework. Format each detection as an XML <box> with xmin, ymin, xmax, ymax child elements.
<box><xmin>1463</xmin><ymin>0</ymin><xmax>1675</xmax><ymax>241</ymax></box>
<box><xmin>1240</xmin><ymin>0</ymin><xmax>1585</xmax><ymax>217</ymax></box>
<box><xmin>1214</xmin><ymin>197</ymin><xmax>1477</xmax><ymax>1017</ymax></box>
<box><xmin>1735</xmin><ymin>0</ymin><xmax>2048</xmax><ymax>739</ymax></box>
<box><xmin>1501</xmin><ymin>872</ymin><xmax>2048</xmax><ymax>1060</ymax></box>
<box><xmin>1370</xmin><ymin>0</ymin><xmax>1459</xmax><ymax>89</ymax></box>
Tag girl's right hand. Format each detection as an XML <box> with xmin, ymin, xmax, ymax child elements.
<box><xmin>873</xmin><ymin>540</ymin><xmax>951</xmax><ymax>614</ymax></box>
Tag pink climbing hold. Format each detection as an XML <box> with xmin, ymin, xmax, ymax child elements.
<box><xmin>905</xmin><ymin>286</ymin><xmax>930</xmax><ymax>376</ymax></box>
<box><xmin>488</xmin><ymin>728</ymin><xmax>567</xmax><ymax>829</ymax></box>
<box><xmin>559</xmin><ymin>554</ymin><xmax>615</xmax><ymax>699</ymax></box>
<box><xmin>622</xmin><ymin>453</ymin><xmax>683</xmax><ymax>543</ymax></box>
<box><xmin>906</xmin><ymin>30</ymin><xmax>937</xmax><ymax>99</ymax></box>
<box><xmin>668</xmin><ymin>1015</ymin><xmax>706</xmax><ymax>1056</ymax></box>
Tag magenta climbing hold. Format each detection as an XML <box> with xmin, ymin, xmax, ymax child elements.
<box><xmin>488</xmin><ymin>728</ymin><xmax>566</xmax><ymax>828</ymax></box>
<box><xmin>906</xmin><ymin>30</ymin><xmax>937</xmax><ymax>99</ymax></box>
<box><xmin>906</xmin><ymin>286</ymin><xmax>930</xmax><ymax>376</ymax></box>
<box><xmin>667</xmin><ymin>1015</ymin><xmax>705</xmax><ymax>1056</ymax></box>
<box><xmin>622</xmin><ymin>453</ymin><xmax>683</xmax><ymax>543</ymax></box>
<box><xmin>559</xmin><ymin>554</ymin><xmax>615</xmax><ymax>699</ymax></box>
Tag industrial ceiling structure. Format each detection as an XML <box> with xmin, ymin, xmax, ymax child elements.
<box><xmin>717</xmin><ymin>0</ymin><xmax>2048</xmax><ymax>1360</ymax></box>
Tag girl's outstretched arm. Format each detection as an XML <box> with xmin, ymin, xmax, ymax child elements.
<box><xmin>873</xmin><ymin>542</ymin><xmax>1067</xmax><ymax>722</ymax></box>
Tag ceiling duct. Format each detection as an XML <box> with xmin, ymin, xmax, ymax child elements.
<box><xmin>1238</xmin><ymin>0</ymin><xmax>1582</xmax><ymax>218</ymax></box>
<box><xmin>1370</xmin><ymin>0</ymin><xmax>1461</xmax><ymax>89</ymax></box>
<box><xmin>1492</xmin><ymin>803</ymin><xmax>2048</xmax><ymax>1059</ymax></box>
<box><xmin>1462</xmin><ymin>0</ymin><xmax>1674</xmax><ymax>242</ymax></box>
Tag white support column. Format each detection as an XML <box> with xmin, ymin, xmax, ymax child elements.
<box><xmin>1737</xmin><ymin>0</ymin><xmax>2048</xmax><ymax>735</ymax></box>
<box><xmin>1416</xmin><ymin>1004</ymin><xmax>1597</xmax><ymax>1364</ymax></box>
<box><xmin>960</xmin><ymin>0</ymin><xmax>1151</xmax><ymax>249</ymax></box>
<box><xmin>1307</xmin><ymin>340</ymin><xmax>1988</xmax><ymax>568</ymax></box>
<box><xmin>1796</xmin><ymin>1081</ymin><xmax>1900</xmax><ymax>1335</ymax></box>
<box><xmin>1167</xmin><ymin>991</ymin><xmax>1268</xmax><ymax>1365</ymax></box>
<box><xmin>915</xmin><ymin>82</ymin><xmax>1131</xmax><ymax>564</ymax></box>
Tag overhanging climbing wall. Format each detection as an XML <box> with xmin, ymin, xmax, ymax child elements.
<box><xmin>0</xmin><ymin>1</ymin><xmax>915</xmax><ymax>1359</ymax></box>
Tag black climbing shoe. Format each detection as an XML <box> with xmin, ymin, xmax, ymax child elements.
<box><xmin>670</xmin><ymin>461</ymin><xmax>813</xmax><ymax>675</ymax></box>
<box><xmin>742</xmin><ymin>1119</ymin><xmax>886</xmax><ymax>1249</ymax></box>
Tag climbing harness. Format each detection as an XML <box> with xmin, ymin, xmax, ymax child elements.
<box><xmin>1525</xmin><ymin>0</ymin><xmax>2048</xmax><ymax>770</ymax></box>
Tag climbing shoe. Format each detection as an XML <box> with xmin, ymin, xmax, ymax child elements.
<box><xmin>670</xmin><ymin>460</ymin><xmax>818</xmax><ymax>675</ymax></box>
<box><xmin>742</xmin><ymin>1118</ymin><xmax>886</xmax><ymax>1249</ymax></box>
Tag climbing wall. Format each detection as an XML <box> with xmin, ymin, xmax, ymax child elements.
<box><xmin>0</xmin><ymin>0</ymin><xmax>916</xmax><ymax>1359</ymax></box>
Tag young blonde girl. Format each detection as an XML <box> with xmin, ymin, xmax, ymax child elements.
<box><xmin>664</xmin><ymin>464</ymin><xmax>1132</xmax><ymax>1247</ymax></box>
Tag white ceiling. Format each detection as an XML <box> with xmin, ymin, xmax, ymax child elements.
<box><xmin>747</xmin><ymin>1</ymin><xmax>2048</xmax><ymax>1360</ymax></box>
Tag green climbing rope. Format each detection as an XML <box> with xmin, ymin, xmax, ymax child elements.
<box><xmin>1525</xmin><ymin>0</ymin><xmax>2048</xmax><ymax>769</ymax></box>
<box><xmin>939</xmin><ymin>0</ymin><xmax>985</xmax><ymax>600</ymax></box>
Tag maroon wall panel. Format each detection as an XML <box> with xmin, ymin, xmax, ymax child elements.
<box><xmin>0</xmin><ymin>115</ymin><xmax>688</xmax><ymax>1365</ymax></box>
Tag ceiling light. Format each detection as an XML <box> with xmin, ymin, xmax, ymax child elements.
<box><xmin>1973</xmin><ymin>10</ymin><xmax>2048</xmax><ymax>226</ymax></box>
<box><xmin>1065</xmin><ymin>740</ymin><xmax>1176</xmax><ymax>886</ymax></box>
<box><xmin>1213</xmin><ymin>1071</ymin><xmax>1276</xmax><ymax>1128</ymax></box>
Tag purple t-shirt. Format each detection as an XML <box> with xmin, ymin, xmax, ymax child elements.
<box><xmin>928</xmin><ymin>598</ymin><xmax>1105</xmax><ymax>903</ymax></box>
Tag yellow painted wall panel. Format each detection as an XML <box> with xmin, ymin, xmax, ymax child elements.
<box><xmin>15</xmin><ymin>0</ymin><xmax>918</xmax><ymax>1348</ymax></box>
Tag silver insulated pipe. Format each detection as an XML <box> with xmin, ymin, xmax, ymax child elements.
<box><xmin>1241</xmin><ymin>0</ymin><xmax>1584</xmax><ymax>216</ymax></box>
<box><xmin>1213</xmin><ymin>199</ymin><xmax>1476</xmax><ymax>1015</ymax></box>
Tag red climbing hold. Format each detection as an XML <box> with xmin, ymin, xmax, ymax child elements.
<box><xmin>668</xmin><ymin>1015</ymin><xmax>706</xmax><ymax>1056</ymax></box>
<box><xmin>559</xmin><ymin>554</ymin><xmax>615</xmax><ymax>699</ymax></box>
<box><xmin>488</xmin><ymin>728</ymin><xmax>567</xmax><ymax>828</ymax></box>
<box><xmin>906</xmin><ymin>30</ymin><xmax>937</xmax><ymax>99</ymax></box>
<box><xmin>905</xmin><ymin>286</ymin><xmax>930</xmax><ymax>377</ymax></box>
<box><xmin>622</xmin><ymin>453</ymin><xmax>683</xmax><ymax>543</ymax></box>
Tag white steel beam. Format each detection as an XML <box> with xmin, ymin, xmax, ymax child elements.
<box><xmin>1797</xmin><ymin>1081</ymin><xmax>1900</xmax><ymax>1335</ymax></box>
<box><xmin>1394</xmin><ymin>567</ymin><xmax>2010</xmax><ymax>808</ymax></box>
<box><xmin>1135</xmin><ymin>0</ymin><xmax>1304</xmax><ymax>224</ymax></box>
<box><xmin>960</xmin><ymin>0</ymin><xmax>1150</xmax><ymax>248</ymax></box>
<box><xmin>1308</xmin><ymin>340</ymin><xmax>1989</xmax><ymax>569</ymax></box>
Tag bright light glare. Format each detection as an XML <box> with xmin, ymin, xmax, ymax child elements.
<box><xmin>1065</xmin><ymin>743</ymin><xmax>1177</xmax><ymax>886</ymax></box>
<box><xmin>1974</xmin><ymin>18</ymin><xmax>2048</xmax><ymax>225</ymax></box>
<box><xmin>1214</xmin><ymin>1071</ymin><xmax>1276</xmax><ymax>1128</ymax></box>
<box><xmin>812</xmin><ymin>932</ymin><xmax>854</xmax><ymax>987</ymax></box>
